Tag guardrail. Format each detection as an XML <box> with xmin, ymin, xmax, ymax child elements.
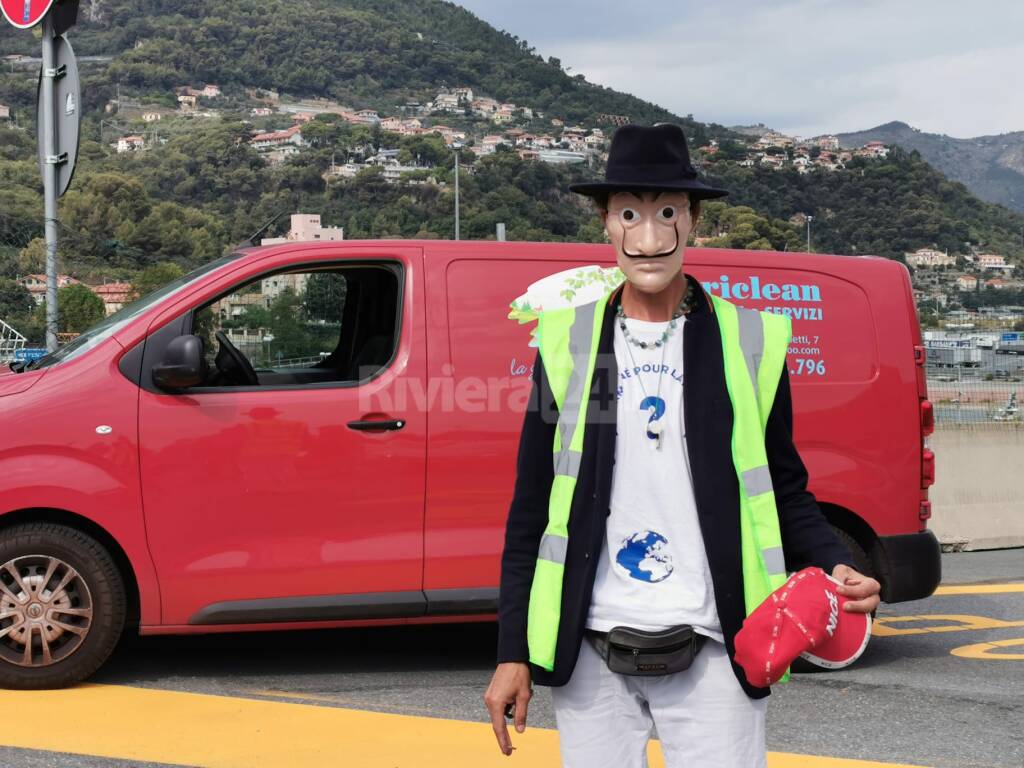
<box><xmin>0</xmin><ymin>319</ymin><xmax>27</xmax><ymax>363</ymax></box>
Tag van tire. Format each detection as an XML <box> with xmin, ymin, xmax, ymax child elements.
<box><xmin>0</xmin><ymin>523</ymin><xmax>126</xmax><ymax>689</ymax></box>
<box><xmin>791</xmin><ymin>526</ymin><xmax>875</xmax><ymax>675</ymax></box>
<box><xmin>832</xmin><ymin>526</ymin><xmax>874</xmax><ymax>582</ymax></box>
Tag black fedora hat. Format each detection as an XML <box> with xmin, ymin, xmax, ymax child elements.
<box><xmin>570</xmin><ymin>123</ymin><xmax>728</xmax><ymax>200</ymax></box>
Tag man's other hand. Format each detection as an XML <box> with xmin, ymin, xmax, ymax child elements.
<box><xmin>831</xmin><ymin>563</ymin><xmax>881</xmax><ymax>614</ymax></box>
<box><xmin>484</xmin><ymin>662</ymin><xmax>533</xmax><ymax>756</ymax></box>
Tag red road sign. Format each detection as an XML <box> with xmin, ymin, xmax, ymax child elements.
<box><xmin>1</xmin><ymin>0</ymin><xmax>55</xmax><ymax>29</ymax></box>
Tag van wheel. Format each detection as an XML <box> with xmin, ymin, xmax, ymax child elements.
<box><xmin>831</xmin><ymin>527</ymin><xmax>875</xmax><ymax>582</ymax></box>
<box><xmin>0</xmin><ymin>523</ymin><xmax>126</xmax><ymax>689</ymax></box>
<box><xmin>791</xmin><ymin>526</ymin><xmax>875</xmax><ymax>675</ymax></box>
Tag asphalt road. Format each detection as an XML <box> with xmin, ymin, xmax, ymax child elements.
<box><xmin>0</xmin><ymin>549</ymin><xmax>1021</xmax><ymax>767</ymax></box>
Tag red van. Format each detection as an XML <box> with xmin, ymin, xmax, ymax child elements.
<box><xmin>0</xmin><ymin>241</ymin><xmax>941</xmax><ymax>688</ymax></box>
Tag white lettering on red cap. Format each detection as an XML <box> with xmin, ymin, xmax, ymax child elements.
<box><xmin>825</xmin><ymin>589</ymin><xmax>839</xmax><ymax>637</ymax></box>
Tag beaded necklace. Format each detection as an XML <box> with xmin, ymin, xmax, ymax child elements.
<box><xmin>615</xmin><ymin>278</ymin><xmax>697</xmax><ymax>348</ymax></box>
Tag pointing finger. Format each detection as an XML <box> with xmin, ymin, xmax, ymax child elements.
<box><xmin>487</xmin><ymin>699</ymin><xmax>513</xmax><ymax>755</ymax></box>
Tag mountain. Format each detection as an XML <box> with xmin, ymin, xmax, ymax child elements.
<box><xmin>0</xmin><ymin>0</ymin><xmax>730</xmax><ymax>140</ymax></box>
<box><xmin>1</xmin><ymin>0</ymin><xmax>1022</xmax><ymax>302</ymax></box>
<box><xmin>836</xmin><ymin>121</ymin><xmax>1024</xmax><ymax>214</ymax></box>
<box><xmin>705</xmin><ymin>145</ymin><xmax>1024</xmax><ymax>263</ymax></box>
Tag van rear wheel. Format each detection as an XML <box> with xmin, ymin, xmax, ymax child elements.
<box><xmin>831</xmin><ymin>527</ymin><xmax>874</xmax><ymax>583</ymax></box>
<box><xmin>0</xmin><ymin>523</ymin><xmax>125</xmax><ymax>689</ymax></box>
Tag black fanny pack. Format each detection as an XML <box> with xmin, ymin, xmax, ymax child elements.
<box><xmin>588</xmin><ymin>625</ymin><xmax>706</xmax><ymax>676</ymax></box>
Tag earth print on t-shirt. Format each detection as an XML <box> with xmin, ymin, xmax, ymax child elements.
<box><xmin>614</xmin><ymin>531</ymin><xmax>675</xmax><ymax>582</ymax></box>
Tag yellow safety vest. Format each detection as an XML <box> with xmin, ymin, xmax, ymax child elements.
<box><xmin>526</xmin><ymin>285</ymin><xmax>792</xmax><ymax>678</ymax></box>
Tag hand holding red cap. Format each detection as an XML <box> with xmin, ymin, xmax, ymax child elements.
<box><xmin>733</xmin><ymin>567</ymin><xmax>873</xmax><ymax>688</ymax></box>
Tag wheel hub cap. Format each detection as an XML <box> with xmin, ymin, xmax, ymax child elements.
<box><xmin>0</xmin><ymin>555</ymin><xmax>93</xmax><ymax>668</ymax></box>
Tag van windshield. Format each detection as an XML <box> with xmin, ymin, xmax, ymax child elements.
<box><xmin>22</xmin><ymin>253</ymin><xmax>243</xmax><ymax>371</ymax></box>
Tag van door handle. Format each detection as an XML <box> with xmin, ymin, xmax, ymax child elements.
<box><xmin>347</xmin><ymin>418</ymin><xmax>406</xmax><ymax>431</ymax></box>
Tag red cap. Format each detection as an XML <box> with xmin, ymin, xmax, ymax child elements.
<box><xmin>733</xmin><ymin>567</ymin><xmax>872</xmax><ymax>688</ymax></box>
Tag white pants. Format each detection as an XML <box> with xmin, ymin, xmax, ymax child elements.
<box><xmin>551</xmin><ymin>636</ymin><xmax>767</xmax><ymax>768</ymax></box>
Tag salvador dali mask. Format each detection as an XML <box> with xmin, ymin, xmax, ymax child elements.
<box><xmin>604</xmin><ymin>190</ymin><xmax>696</xmax><ymax>295</ymax></box>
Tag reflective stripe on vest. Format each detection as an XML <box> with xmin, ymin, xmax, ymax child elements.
<box><xmin>710</xmin><ymin>293</ymin><xmax>792</xmax><ymax>625</ymax></box>
<box><xmin>525</xmin><ymin>289</ymin><xmax>792</xmax><ymax>674</ymax></box>
<box><xmin>527</xmin><ymin>297</ymin><xmax>606</xmax><ymax>671</ymax></box>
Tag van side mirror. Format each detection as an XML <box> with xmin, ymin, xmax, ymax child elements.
<box><xmin>152</xmin><ymin>335</ymin><xmax>208</xmax><ymax>391</ymax></box>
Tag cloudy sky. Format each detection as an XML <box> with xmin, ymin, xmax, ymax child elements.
<box><xmin>454</xmin><ymin>0</ymin><xmax>1023</xmax><ymax>139</ymax></box>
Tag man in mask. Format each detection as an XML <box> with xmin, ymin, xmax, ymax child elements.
<box><xmin>484</xmin><ymin>124</ymin><xmax>880</xmax><ymax>767</ymax></box>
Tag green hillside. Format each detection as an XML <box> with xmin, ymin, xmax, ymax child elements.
<box><xmin>1</xmin><ymin>0</ymin><xmax>1022</xmax><ymax>315</ymax></box>
<box><xmin>704</xmin><ymin>146</ymin><xmax>1024</xmax><ymax>261</ymax></box>
<box><xmin>0</xmin><ymin>0</ymin><xmax>713</xmax><ymax>130</ymax></box>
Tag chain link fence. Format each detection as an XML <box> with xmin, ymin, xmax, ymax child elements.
<box><xmin>927</xmin><ymin>345</ymin><xmax>1023</xmax><ymax>427</ymax></box>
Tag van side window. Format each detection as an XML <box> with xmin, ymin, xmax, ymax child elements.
<box><xmin>190</xmin><ymin>264</ymin><xmax>399</xmax><ymax>388</ymax></box>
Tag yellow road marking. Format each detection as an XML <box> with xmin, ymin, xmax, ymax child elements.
<box><xmin>951</xmin><ymin>638</ymin><xmax>1024</xmax><ymax>660</ymax></box>
<box><xmin>0</xmin><ymin>683</ymin><xmax>930</xmax><ymax>768</ymax></box>
<box><xmin>933</xmin><ymin>583</ymin><xmax>1024</xmax><ymax>595</ymax></box>
<box><xmin>873</xmin><ymin>614</ymin><xmax>1024</xmax><ymax>637</ymax></box>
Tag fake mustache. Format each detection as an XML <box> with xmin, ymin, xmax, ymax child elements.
<box><xmin>622</xmin><ymin>231</ymin><xmax>680</xmax><ymax>259</ymax></box>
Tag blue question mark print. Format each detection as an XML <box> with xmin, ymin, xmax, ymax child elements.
<box><xmin>639</xmin><ymin>396</ymin><xmax>666</xmax><ymax>441</ymax></box>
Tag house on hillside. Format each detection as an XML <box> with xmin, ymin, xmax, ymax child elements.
<box><xmin>116</xmin><ymin>135</ymin><xmax>146</xmax><ymax>153</ymax></box>
<box><xmin>17</xmin><ymin>274</ymin><xmax>82</xmax><ymax>305</ymax></box>
<box><xmin>91</xmin><ymin>282</ymin><xmax>133</xmax><ymax>315</ymax></box>
<box><xmin>977</xmin><ymin>253</ymin><xmax>1014</xmax><ymax>273</ymax></box>
<box><xmin>906</xmin><ymin>248</ymin><xmax>956</xmax><ymax>267</ymax></box>
<box><xmin>479</xmin><ymin>135</ymin><xmax>507</xmax><ymax>155</ymax></box>
<box><xmin>423</xmin><ymin>125</ymin><xmax>465</xmax><ymax>145</ymax></box>
<box><xmin>956</xmin><ymin>275</ymin><xmax>978</xmax><ymax>291</ymax></box>
<box><xmin>538</xmin><ymin>149</ymin><xmax>587</xmax><ymax>165</ymax></box>
<box><xmin>250</xmin><ymin>125</ymin><xmax>305</xmax><ymax>151</ymax></box>
<box><xmin>862</xmin><ymin>140</ymin><xmax>888</xmax><ymax>157</ymax></box>
<box><xmin>492</xmin><ymin>105</ymin><xmax>516</xmax><ymax>123</ymax></box>
<box><xmin>471</xmin><ymin>97</ymin><xmax>499</xmax><ymax>117</ymax></box>
<box><xmin>432</xmin><ymin>93</ymin><xmax>461</xmax><ymax>113</ymax></box>
<box><xmin>260</xmin><ymin>214</ymin><xmax>344</xmax><ymax>247</ymax></box>
<box><xmin>756</xmin><ymin>131</ymin><xmax>795</xmax><ymax>149</ymax></box>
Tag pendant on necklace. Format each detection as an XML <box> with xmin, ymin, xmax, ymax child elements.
<box><xmin>648</xmin><ymin>419</ymin><xmax>664</xmax><ymax>451</ymax></box>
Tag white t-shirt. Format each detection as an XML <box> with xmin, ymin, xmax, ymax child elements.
<box><xmin>585</xmin><ymin>314</ymin><xmax>724</xmax><ymax>642</ymax></box>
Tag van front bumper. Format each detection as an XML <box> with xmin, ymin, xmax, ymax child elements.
<box><xmin>875</xmin><ymin>530</ymin><xmax>942</xmax><ymax>603</ymax></box>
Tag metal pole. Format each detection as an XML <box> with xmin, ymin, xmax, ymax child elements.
<box><xmin>41</xmin><ymin>14</ymin><xmax>59</xmax><ymax>352</ymax></box>
<box><xmin>454</xmin><ymin>149</ymin><xmax>460</xmax><ymax>241</ymax></box>
<box><xmin>806</xmin><ymin>215</ymin><xmax>813</xmax><ymax>253</ymax></box>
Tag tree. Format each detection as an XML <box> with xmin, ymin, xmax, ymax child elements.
<box><xmin>0</xmin><ymin>279</ymin><xmax>34</xmax><ymax>320</ymax></box>
<box><xmin>264</xmin><ymin>288</ymin><xmax>318</xmax><ymax>360</ymax></box>
<box><xmin>304</xmin><ymin>272</ymin><xmax>347</xmax><ymax>324</ymax></box>
<box><xmin>131</xmin><ymin>262</ymin><xmax>185</xmax><ymax>300</ymax></box>
<box><xmin>16</xmin><ymin>239</ymin><xmax>47</xmax><ymax>276</ymax></box>
<box><xmin>36</xmin><ymin>283</ymin><xmax>106</xmax><ymax>334</ymax></box>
